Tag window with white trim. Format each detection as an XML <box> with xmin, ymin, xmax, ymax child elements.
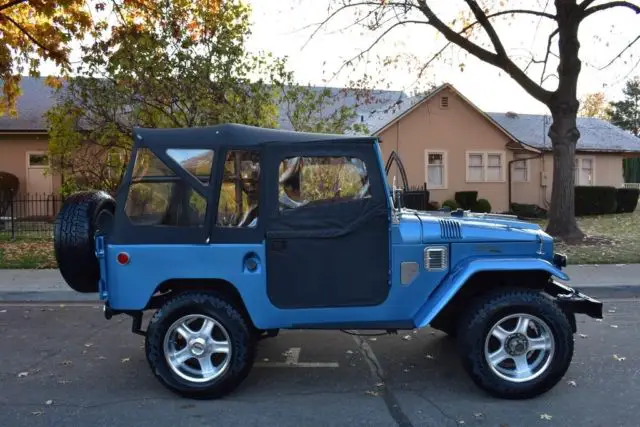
<box><xmin>425</xmin><ymin>151</ymin><xmax>446</xmax><ymax>188</ymax></box>
<box><xmin>466</xmin><ymin>151</ymin><xmax>505</xmax><ymax>182</ymax></box>
<box><xmin>512</xmin><ymin>153</ymin><xmax>529</xmax><ymax>182</ymax></box>
<box><xmin>575</xmin><ymin>156</ymin><xmax>594</xmax><ymax>186</ymax></box>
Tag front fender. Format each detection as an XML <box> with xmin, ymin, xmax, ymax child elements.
<box><xmin>412</xmin><ymin>258</ymin><xmax>570</xmax><ymax>328</ymax></box>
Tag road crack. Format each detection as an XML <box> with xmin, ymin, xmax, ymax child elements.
<box><xmin>352</xmin><ymin>334</ymin><xmax>413</xmax><ymax>427</ymax></box>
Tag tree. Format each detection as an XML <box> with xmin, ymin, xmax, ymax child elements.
<box><xmin>0</xmin><ymin>0</ymin><xmax>93</xmax><ymax>116</ymax></box>
<box><xmin>44</xmin><ymin>0</ymin><xmax>370</xmax><ymax>194</ymax></box>
<box><xmin>608</xmin><ymin>76</ymin><xmax>640</xmax><ymax>136</ymax></box>
<box><xmin>45</xmin><ymin>0</ymin><xmax>281</xmax><ymax>194</ymax></box>
<box><xmin>579</xmin><ymin>92</ymin><xmax>609</xmax><ymax>119</ymax></box>
<box><xmin>315</xmin><ymin>0</ymin><xmax>640</xmax><ymax>241</ymax></box>
<box><xmin>608</xmin><ymin>76</ymin><xmax>640</xmax><ymax>182</ymax></box>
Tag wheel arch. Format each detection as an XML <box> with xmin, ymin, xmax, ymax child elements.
<box><xmin>414</xmin><ymin>258</ymin><xmax>570</xmax><ymax>329</ymax></box>
<box><xmin>150</xmin><ymin>278</ymin><xmax>256</xmax><ymax>330</ymax></box>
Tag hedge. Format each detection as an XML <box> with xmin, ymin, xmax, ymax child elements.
<box><xmin>473</xmin><ymin>198</ymin><xmax>492</xmax><ymax>213</ymax></box>
<box><xmin>575</xmin><ymin>186</ymin><xmax>617</xmax><ymax>216</ymax></box>
<box><xmin>616</xmin><ymin>188</ymin><xmax>640</xmax><ymax>213</ymax></box>
<box><xmin>455</xmin><ymin>191</ymin><xmax>478</xmax><ymax>210</ymax></box>
<box><xmin>510</xmin><ymin>203</ymin><xmax>548</xmax><ymax>219</ymax></box>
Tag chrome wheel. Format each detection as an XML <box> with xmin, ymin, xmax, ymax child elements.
<box><xmin>484</xmin><ymin>313</ymin><xmax>555</xmax><ymax>383</ymax></box>
<box><xmin>163</xmin><ymin>314</ymin><xmax>232</xmax><ymax>383</ymax></box>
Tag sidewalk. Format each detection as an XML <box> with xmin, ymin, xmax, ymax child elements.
<box><xmin>1</xmin><ymin>265</ymin><xmax>640</xmax><ymax>302</ymax></box>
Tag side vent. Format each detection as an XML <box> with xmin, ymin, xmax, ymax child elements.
<box><xmin>439</xmin><ymin>219</ymin><xmax>462</xmax><ymax>239</ymax></box>
<box><xmin>424</xmin><ymin>246</ymin><xmax>448</xmax><ymax>271</ymax></box>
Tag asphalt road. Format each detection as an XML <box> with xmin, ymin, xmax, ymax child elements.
<box><xmin>1</xmin><ymin>298</ymin><xmax>639</xmax><ymax>427</ymax></box>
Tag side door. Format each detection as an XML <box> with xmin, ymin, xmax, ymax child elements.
<box><xmin>264</xmin><ymin>141</ymin><xmax>391</xmax><ymax>309</ymax></box>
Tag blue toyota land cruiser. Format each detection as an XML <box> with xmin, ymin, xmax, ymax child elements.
<box><xmin>53</xmin><ymin>124</ymin><xmax>603</xmax><ymax>400</ymax></box>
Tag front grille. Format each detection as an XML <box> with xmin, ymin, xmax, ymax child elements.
<box><xmin>439</xmin><ymin>219</ymin><xmax>462</xmax><ymax>239</ymax></box>
<box><xmin>424</xmin><ymin>246</ymin><xmax>447</xmax><ymax>271</ymax></box>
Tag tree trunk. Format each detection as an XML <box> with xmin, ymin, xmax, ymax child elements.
<box><xmin>545</xmin><ymin>0</ymin><xmax>585</xmax><ymax>242</ymax></box>
<box><xmin>545</xmin><ymin>107</ymin><xmax>584</xmax><ymax>241</ymax></box>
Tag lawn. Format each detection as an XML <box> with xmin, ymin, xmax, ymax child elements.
<box><xmin>531</xmin><ymin>210</ymin><xmax>640</xmax><ymax>265</ymax></box>
<box><xmin>0</xmin><ymin>235</ymin><xmax>56</xmax><ymax>269</ymax></box>
<box><xmin>0</xmin><ymin>210</ymin><xmax>639</xmax><ymax>268</ymax></box>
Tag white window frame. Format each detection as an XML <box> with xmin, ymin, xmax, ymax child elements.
<box><xmin>574</xmin><ymin>155</ymin><xmax>596</xmax><ymax>186</ymax></box>
<box><xmin>512</xmin><ymin>153</ymin><xmax>530</xmax><ymax>183</ymax></box>
<box><xmin>466</xmin><ymin>150</ymin><xmax>506</xmax><ymax>183</ymax></box>
<box><xmin>26</xmin><ymin>151</ymin><xmax>49</xmax><ymax>169</ymax></box>
<box><xmin>424</xmin><ymin>150</ymin><xmax>447</xmax><ymax>189</ymax></box>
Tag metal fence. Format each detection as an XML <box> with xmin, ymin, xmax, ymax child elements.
<box><xmin>0</xmin><ymin>193</ymin><xmax>64</xmax><ymax>239</ymax></box>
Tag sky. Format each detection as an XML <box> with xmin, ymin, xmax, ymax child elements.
<box><xmin>38</xmin><ymin>0</ymin><xmax>640</xmax><ymax>116</ymax></box>
<box><xmin>241</xmin><ymin>0</ymin><xmax>640</xmax><ymax>114</ymax></box>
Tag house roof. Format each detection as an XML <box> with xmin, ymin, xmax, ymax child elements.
<box><xmin>363</xmin><ymin>83</ymin><xmax>542</xmax><ymax>152</ymax></box>
<box><xmin>489</xmin><ymin>112</ymin><xmax>640</xmax><ymax>153</ymax></box>
<box><xmin>0</xmin><ymin>77</ymin><xmax>62</xmax><ymax>131</ymax></box>
<box><xmin>0</xmin><ymin>76</ymin><xmax>407</xmax><ymax>133</ymax></box>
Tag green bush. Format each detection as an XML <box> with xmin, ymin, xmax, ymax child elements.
<box><xmin>510</xmin><ymin>203</ymin><xmax>548</xmax><ymax>218</ymax></box>
<box><xmin>442</xmin><ymin>199</ymin><xmax>459</xmax><ymax>210</ymax></box>
<box><xmin>473</xmin><ymin>198</ymin><xmax>492</xmax><ymax>213</ymax></box>
<box><xmin>616</xmin><ymin>188</ymin><xmax>640</xmax><ymax>213</ymax></box>
<box><xmin>575</xmin><ymin>186</ymin><xmax>617</xmax><ymax>216</ymax></box>
<box><xmin>455</xmin><ymin>191</ymin><xmax>478</xmax><ymax>210</ymax></box>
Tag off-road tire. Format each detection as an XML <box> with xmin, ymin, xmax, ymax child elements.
<box><xmin>456</xmin><ymin>288</ymin><xmax>574</xmax><ymax>399</ymax></box>
<box><xmin>53</xmin><ymin>191</ymin><xmax>115</xmax><ymax>293</ymax></box>
<box><xmin>145</xmin><ymin>292</ymin><xmax>257</xmax><ymax>399</ymax></box>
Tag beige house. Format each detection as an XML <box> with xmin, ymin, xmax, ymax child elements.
<box><xmin>368</xmin><ymin>83</ymin><xmax>640</xmax><ymax>213</ymax></box>
<box><xmin>0</xmin><ymin>78</ymin><xmax>62</xmax><ymax>196</ymax></box>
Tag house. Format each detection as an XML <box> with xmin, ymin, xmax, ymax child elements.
<box><xmin>3</xmin><ymin>77</ymin><xmax>640</xmax><ymax>214</ymax></box>
<box><xmin>0</xmin><ymin>77</ymin><xmax>406</xmax><ymax>197</ymax></box>
<box><xmin>0</xmin><ymin>77</ymin><xmax>62</xmax><ymax>196</ymax></box>
<box><xmin>366</xmin><ymin>83</ymin><xmax>640</xmax><ymax>212</ymax></box>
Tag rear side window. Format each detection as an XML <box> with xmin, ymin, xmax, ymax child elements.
<box><xmin>278</xmin><ymin>156</ymin><xmax>370</xmax><ymax>211</ymax></box>
<box><xmin>124</xmin><ymin>148</ymin><xmax>211</xmax><ymax>227</ymax></box>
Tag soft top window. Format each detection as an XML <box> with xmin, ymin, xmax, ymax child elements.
<box><xmin>278</xmin><ymin>156</ymin><xmax>371</xmax><ymax>211</ymax></box>
<box><xmin>124</xmin><ymin>148</ymin><xmax>210</xmax><ymax>227</ymax></box>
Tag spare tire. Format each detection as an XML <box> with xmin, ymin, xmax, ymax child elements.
<box><xmin>54</xmin><ymin>191</ymin><xmax>116</xmax><ymax>293</ymax></box>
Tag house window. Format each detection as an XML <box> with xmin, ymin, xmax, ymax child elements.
<box><xmin>28</xmin><ymin>153</ymin><xmax>49</xmax><ymax>167</ymax></box>
<box><xmin>512</xmin><ymin>153</ymin><xmax>529</xmax><ymax>182</ymax></box>
<box><xmin>425</xmin><ymin>151</ymin><xmax>446</xmax><ymax>189</ymax></box>
<box><xmin>466</xmin><ymin>151</ymin><xmax>505</xmax><ymax>182</ymax></box>
<box><xmin>575</xmin><ymin>156</ymin><xmax>595</xmax><ymax>186</ymax></box>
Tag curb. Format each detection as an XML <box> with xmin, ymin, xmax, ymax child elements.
<box><xmin>2</xmin><ymin>286</ymin><xmax>640</xmax><ymax>304</ymax></box>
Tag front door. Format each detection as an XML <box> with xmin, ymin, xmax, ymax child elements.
<box><xmin>264</xmin><ymin>143</ymin><xmax>390</xmax><ymax>309</ymax></box>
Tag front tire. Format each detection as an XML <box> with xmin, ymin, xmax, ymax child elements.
<box><xmin>145</xmin><ymin>292</ymin><xmax>257</xmax><ymax>399</ymax></box>
<box><xmin>456</xmin><ymin>289</ymin><xmax>574</xmax><ymax>399</ymax></box>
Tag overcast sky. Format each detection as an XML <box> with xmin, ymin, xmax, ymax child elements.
<box><xmin>243</xmin><ymin>0</ymin><xmax>640</xmax><ymax>114</ymax></box>
<box><xmin>38</xmin><ymin>0</ymin><xmax>640</xmax><ymax>115</ymax></box>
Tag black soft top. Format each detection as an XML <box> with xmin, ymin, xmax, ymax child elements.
<box><xmin>132</xmin><ymin>123</ymin><xmax>376</xmax><ymax>147</ymax></box>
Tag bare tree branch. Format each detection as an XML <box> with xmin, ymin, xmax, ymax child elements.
<box><xmin>579</xmin><ymin>0</ymin><xmax>597</xmax><ymax>10</ymax></box>
<box><xmin>540</xmin><ymin>28</ymin><xmax>559</xmax><ymax>85</ymax></box>
<box><xmin>328</xmin><ymin>19</ymin><xmax>428</xmax><ymax>81</ymax></box>
<box><xmin>463</xmin><ymin>0</ymin><xmax>508</xmax><ymax>57</ymax></box>
<box><xmin>415</xmin><ymin>0</ymin><xmax>553</xmax><ymax>103</ymax></box>
<box><xmin>0</xmin><ymin>0</ymin><xmax>26</xmax><ymax>11</ymax></box>
<box><xmin>583</xmin><ymin>1</ymin><xmax>640</xmax><ymax>16</ymax></box>
<box><xmin>596</xmin><ymin>33</ymin><xmax>640</xmax><ymax>70</ymax></box>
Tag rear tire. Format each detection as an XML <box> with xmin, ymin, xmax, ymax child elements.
<box><xmin>456</xmin><ymin>288</ymin><xmax>574</xmax><ymax>399</ymax></box>
<box><xmin>145</xmin><ymin>292</ymin><xmax>257</xmax><ymax>399</ymax></box>
<box><xmin>53</xmin><ymin>191</ymin><xmax>115</xmax><ymax>293</ymax></box>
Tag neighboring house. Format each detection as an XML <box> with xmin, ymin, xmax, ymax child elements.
<box><xmin>0</xmin><ymin>77</ymin><xmax>406</xmax><ymax>197</ymax></box>
<box><xmin>0</xmin><ymin>77</ymin><xmax>62</xmax><ymax>196</ymax></box>
<box><xmin>3</xmin><ymin>78</ymin><xmax>639</xmax><ymax>214</ymax></box>
<box><xmin>366</xmin><ymin>83</ymin><xmax>640</xmax><ymax>212</ymax></box>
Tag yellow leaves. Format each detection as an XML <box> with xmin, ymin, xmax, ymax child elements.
<box><xmin>44</xmin><ymin>76</ymin><xmax>64</xmax><ymax>89</ymax></box>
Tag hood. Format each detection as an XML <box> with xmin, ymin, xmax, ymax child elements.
<box><xmin>396</xmin><ymin>209</ymin><xmax>551</xmax><ymax>245</ymax></box>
